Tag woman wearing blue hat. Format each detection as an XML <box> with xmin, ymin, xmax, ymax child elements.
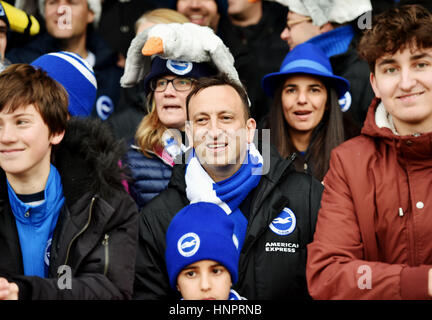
<box><xmin>262</xmin><ymin>42</ymin><xmax>358</xmax><ymax>181</ymax></box>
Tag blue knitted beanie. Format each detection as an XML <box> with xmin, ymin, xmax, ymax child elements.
<box><xmin>165</xmin><ymin>202</ymin><xmax>239</xmax><ymax>289</ymax></box>
<box><xmin>31</xmin><ymin>52</ymin><xmax>97</xmax><ymax>117</ymax></box>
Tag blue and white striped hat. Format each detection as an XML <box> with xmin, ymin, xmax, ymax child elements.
<box><xmin>262</xmin><ymin>42</ymin><xmax>350</xmax><ymax>99</ymax></box>
<box><xmin>31</xmin><ymin>51</ymin><xmax>97</xmax><ymax>117</ymax></box>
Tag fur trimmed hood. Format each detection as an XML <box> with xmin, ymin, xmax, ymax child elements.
<box><xmin>53</xmin><ymin>117</ymin><xmax>127</xmax><ymax>206</ymax></box>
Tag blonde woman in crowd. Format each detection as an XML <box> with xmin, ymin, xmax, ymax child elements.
<box><xmin>108</xmin><ymin>8</ymin><xmax>189</xmax><ymax>142</ymax></box>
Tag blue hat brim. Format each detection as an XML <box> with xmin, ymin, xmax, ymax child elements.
<box><xmin>262</xmin><ymin>68</ymin><xmax>350</xmax><ymax>99</ymax></box>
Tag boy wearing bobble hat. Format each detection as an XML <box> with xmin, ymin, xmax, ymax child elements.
<box><xmin>165</xmin><ymin>202</ymin><xmax>245</xmax><ymax>300</ymax></box>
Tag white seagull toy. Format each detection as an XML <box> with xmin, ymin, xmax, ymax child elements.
<box><xmin>120</xmin><ymin>22</ymin><xmax>241</xmax><ymax>89</ymax></box>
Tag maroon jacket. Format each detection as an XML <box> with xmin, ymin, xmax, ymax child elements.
<box><xmin>307</xmin><ymin>98</ymin><xmax>432</xmax><ymax>299</ymax></box>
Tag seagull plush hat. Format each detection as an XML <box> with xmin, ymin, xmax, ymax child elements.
<box><xmin>120</xmin><ymin>22</ymin><xmax>242</xmax><ymax>89</ymax></box>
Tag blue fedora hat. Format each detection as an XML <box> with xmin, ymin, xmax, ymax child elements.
<box><xmin>262</xmin><ymin>42</ymin><xmax>350</xmax><ymax>99</ymax></box>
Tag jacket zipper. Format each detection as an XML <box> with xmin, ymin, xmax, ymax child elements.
<box><xmin>102</xmin><ymin>234</ymin><xmax>109</xmax><ymax>276</ymax></box>
<box><xmin>60</xmin><ymin>196</ymin><xmax>96</xmax><ymax>275</ymax></box>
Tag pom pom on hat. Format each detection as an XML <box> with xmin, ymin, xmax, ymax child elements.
<box><xmin>31</xmin><ymin>51</ymin><xmax>97</xmax><ymax>117</ymax></box>
<box><xmin>165</xmin><ymin>202</ymin><xmax>239</xmax><ymax>290</ymax></box>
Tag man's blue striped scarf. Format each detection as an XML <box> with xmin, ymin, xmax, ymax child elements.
<box><xmin>185</xmin><ymin>143</ymin><xmax>263</xmax><ymax>251</ymax></box>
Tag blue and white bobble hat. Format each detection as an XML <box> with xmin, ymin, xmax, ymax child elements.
<box><xmin>31</xmin><ymin>51</ymin><xmax>97</xmax><ymax>117</ymax></box>
<box><xmin>165</xmin><ymin>202</ymin><xmax>239</xmax><ymax>290</ymax></box>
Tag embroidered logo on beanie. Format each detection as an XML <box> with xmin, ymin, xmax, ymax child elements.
<box><xmin>96</xmin><ymin>95</ymin><xmax>114</xmax><ymax>120</ymax></box>
<box><xmin>167</xmin><ymin>60</ymin><xmax>193</xmax><ymax>75</ymax></box>
<box><xmin>178</xmin><ymin>232</ymin><xmax>200</xmax><ymax>257</ymax></box>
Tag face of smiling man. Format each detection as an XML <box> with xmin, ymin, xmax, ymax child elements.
<box><xmin>186</xmin><ymin>84</ymin><xmax>256</xmax><ymax>182</ymax></box>
<box><xmin>370</xmin><ymin>46</ymin><xmax>432</xmax><ymax>135</ymax></box>
<box><xmin>44</xmin><ymin>0</ymin><xmax>94</xmax><ymax>41</ymax></box>
<box><xmin>177</xmin><ymin>0</ymin><xmax>220</xmax><ymax>32</ymax></box>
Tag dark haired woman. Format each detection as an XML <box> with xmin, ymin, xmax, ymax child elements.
<box><xmin>262</xmin><ymin>42</ymin><xmax>359</xmax><ymax>181</ymax></box>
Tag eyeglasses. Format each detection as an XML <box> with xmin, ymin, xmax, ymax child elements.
<box><xmin>150</xmin><ymin>77</ymin><xmax>195</xmax><ymax>92</ymax></box>
<box><xmin>286</xmin><ymin>17</ymin><xmax>312</xmax><ymax>31</ymax></box>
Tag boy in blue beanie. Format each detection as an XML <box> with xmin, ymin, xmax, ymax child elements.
<box><xmin>165</xmin><ymin>202</ymin><xmax>244</xmax><ymax>300</ymax></box>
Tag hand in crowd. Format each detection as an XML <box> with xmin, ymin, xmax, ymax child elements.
<box><xmin>429</xmin><ymin>269</ymin><xmax>432</xmax><ymax>298</ymax></box>
<box><xmin>0</xmin><ymin>278</ymin><xmax>18</xmax><ymax>300</ymax></box>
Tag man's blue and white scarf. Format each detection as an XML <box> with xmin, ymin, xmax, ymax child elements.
<box><xmin>185</xmin><ymin>143</ymin><xmax>263</xmax><ymax>251</ymax></box>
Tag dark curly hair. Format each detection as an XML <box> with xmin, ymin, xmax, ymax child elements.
<box><xmin>358</xmin><ymin>4</ymin><xmax>432</xmax><ymax>72</ymax></box>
